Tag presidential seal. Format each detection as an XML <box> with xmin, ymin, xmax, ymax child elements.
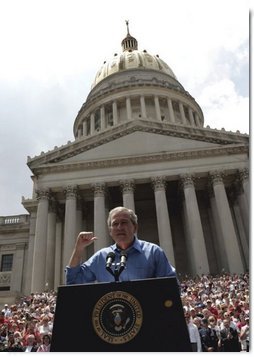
<box><xmin>92</xmin><ymin>291</ymin><xmax>143</xmax><ymax>344</ymax></box>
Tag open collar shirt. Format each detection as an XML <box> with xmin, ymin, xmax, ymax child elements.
<box><xmin>66</xmin><ymin>237</ymin><xmax>176</xmax><ymax>285</ymax></box>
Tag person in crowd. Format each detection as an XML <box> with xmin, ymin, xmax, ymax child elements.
<box><xmin>37</xmin><ymin>315</ymin><xmax>53</xmax><ymax>338</ymax></box>
<box><xmin>220</xmin><ymin>318</ymin><xmax>240</xmax><ymax>352</ymax></box>
<box><xmin>22</xmin><ymin>321</ymin><xmax>41</xmax><ymax>346</ymax></box>
<box><xmin>206</xmin><ymin>299</ymin><xmax>218</xmax><ymax>317</ymax></box>
<box><xmin>2</xmin><ymin>331</ymin><xmax>23</xmax><ymax>352</ymax></box>
<box><xmin>208</xmin><ymin>315</ymin><xmax>221</xmax><ymax>349</ymax></box>
<box><xmin>66</xmin><ymin>206</ymin><xmax>177</xmax><ymax>285</ymax></box>
<box><xmin>185</xmin><ymin>310</ymin><xmax>202</xmax><ymax>352</ymax></box>
<box><xmin>23</xmin><ymin>334</ymin><xmax>38</xmax><ymax>352</ymax></box>
<box><xmin>219</xmin><ymin>311</ymin><xmax>238</xmax><ymax>332</ymax></box>
<box><xmin>1</xmin><ymin>304</ymin><xmax>12</xmax><ymax>318</ymax></box>
<box><xmin>0</xmin><ymin>311</ymin><xmax>6</xmax><ymax>325</ymax></box>
<box><xmin>199</xmin><ymin>318</ymin><xmax>219</xmax><ymax>352</ymax></box>
<box><xmin>239</xmin><ymin>316</ymin><xmax>249</xmax><ymax>352</ymax></box>
<box><xmin>193</xmin><ymin>317</ymin><xmax>202</xmax><ymax>332</ymax></box>
<box><xmin>36</xmin><ymin>333</ymin><xmax>51</xmax><ymax>352</ymax></box>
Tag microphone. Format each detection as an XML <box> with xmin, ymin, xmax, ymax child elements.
<box><xmin>106</xmin><ymin>252</ymin><xmax>115</xmax><ymax>269</ymax></box>
<box><xmin>120</xmin><ymin>251</ymin><xmax>128</xmax><ymax>268</ymax></box>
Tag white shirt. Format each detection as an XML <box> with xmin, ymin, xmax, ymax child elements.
<box><xmin>187</xmin><ymin>322</ymin><xmax>202</xmax><ymax>352</ymax></box>
<box><xmin>24</xmin><ymin>345</ymin><xmax>33</xmax><ymax>352</ymax></box>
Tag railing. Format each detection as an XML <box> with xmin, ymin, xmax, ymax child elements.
<box><xmin>0</xmin><ymin>215</ymin><xmax>29</xmax><ymax>225</ymax></box>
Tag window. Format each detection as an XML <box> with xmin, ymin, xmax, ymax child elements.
<box><xmin>1</xmin><ymin>254</ymin><xmax>13</xmax><ymax>272</ymax></box>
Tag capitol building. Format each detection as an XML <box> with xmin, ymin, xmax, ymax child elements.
<box><xmin>0</xmin><ymin>25</ymin><xmax>249</xmax><ymax>303</ymax></box>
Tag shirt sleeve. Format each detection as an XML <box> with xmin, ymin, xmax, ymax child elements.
<box><xmin>65</xmin><ymin>263</ymin><xmax>96</xmax><ymax>285</ymax></box>
<box><xmin>154</xmin><ymin>246</ymin><xmax>176</xmax><ymax>278</ymax></box>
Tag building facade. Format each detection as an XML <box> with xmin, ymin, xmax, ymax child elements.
<box><xmin>0</xmin><ymin>28</ymin><xmax>249</xmax><ymax>301</ymax></box>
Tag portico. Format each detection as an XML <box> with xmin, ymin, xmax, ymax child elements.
<box><xmin>23</xmin><ymin>160</ymin><xmax>248</xmax><ymax>293</ymax></box>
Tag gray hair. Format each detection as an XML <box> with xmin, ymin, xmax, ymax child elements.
<box><xmin>107</xmin><ymin>206</ymin><xmax>138</xmax><ymax>227</ymax></box>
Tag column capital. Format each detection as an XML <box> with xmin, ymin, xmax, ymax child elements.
<box><xmin>151</xmin><ymin>176</ymin><xmax>167</xmax><ymax>191</ymax></box>
<box><xmin>64</xmin><ymin>185</ymin><xmax>78</xmax><ymax>199</ymax></box>
<box><xmin>120</xmin><ymin>179</ymin><xmax>135</xmax><ymax>194</ymax></box>
<box><xmin>35</xmin><ymin>189</ymin><xmax>50</xmax><ymax>201</ymax></box>
<box><xmin>208</xmin><ymin>170</ymin><xmax>225</xmax><ymax>185</ymax></box>
<box><xmin>238</xmin><ymin>168</ymin><xmax>249</xmax><ymax>182</ymax></box>
<box><xmin>92</xmin><ymin>182</ymin><xmax>106</xmax><ymax>197</ymax></box>
<box><xmin>180</xmin><ymin>174</ymin><xmax>195</xmax><ymax>189</ymax></box>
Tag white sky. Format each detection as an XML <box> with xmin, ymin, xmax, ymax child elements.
<box><xmin>0</xmin><ymin>0</ymin><xmax>251</xmax><ymax>216</ymax></box>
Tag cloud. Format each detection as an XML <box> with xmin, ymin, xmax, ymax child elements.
<box><xmin>198</xmin><ymin>78</ymin><xmax>249</xmax><ymax>133</ymax></box>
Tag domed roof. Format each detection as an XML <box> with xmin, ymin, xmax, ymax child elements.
<box><xmin>91</xmin><ymin>22</ymin><xmax>177</xmax><ymax>89</ymax></box>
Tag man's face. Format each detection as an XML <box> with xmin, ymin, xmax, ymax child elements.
<box><xmin>109</xmin><ymin>211</ymin><xmax>137</xmax><ymax>248</ymax></box>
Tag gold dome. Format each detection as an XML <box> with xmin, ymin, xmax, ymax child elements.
<box><xmin>91</xmin><ymin>22</ymin><xmax>177</xmax><ymax>89</ymax></box>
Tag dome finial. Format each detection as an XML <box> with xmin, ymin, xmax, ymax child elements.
<box><xmin>121</xmin><ymin>20</ymin><xmax>138</xmax><ymax>52</ymax></box>
<box><xmin>125</xmin><ymin>19</ymin><xmax>130</xmax><ymax>35</ymax></box>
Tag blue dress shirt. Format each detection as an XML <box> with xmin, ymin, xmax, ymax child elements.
<box><xmin>66</xmin><ymin>237</ymin><xmax>176</xmax><ymax>285</ymax></box>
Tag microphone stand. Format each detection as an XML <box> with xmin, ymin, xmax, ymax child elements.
<box><xmin>106</xmin><ymin>262</ymin><xmax>125</xmax><ymax>282</ymax></box>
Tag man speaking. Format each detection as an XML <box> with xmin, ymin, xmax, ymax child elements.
<box><xmin>66</xmin><ymin>206</ymin><xmax>177</xmax><ymax>284</ymax></box>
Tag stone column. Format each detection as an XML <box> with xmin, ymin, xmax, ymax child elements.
<box><xmin>207</xmin><ymin>187</ymin><xmax>229</xmax><ymax>273</ymax></box>
<box><xmin>228</xmin><ymin>189</ymin><xmax>249</xmax><ymax>269</ymax></box>
<box><xmin>10</xmin><ymin>243</ymin><xmax>26</xmax><ymax>292</ymax></box>
<box><xmin>112</xmin><ymin>100</ymin><xmax>118</xmax><ymax>125</ymax></box>
<box><xmin>179</xmin><ymin>102</ymin><xmax>186</xmax><ymax>124</ymax></box>
<box><xmin>45</xmin><ymin>199</ymin><xmax>57</xmax><ymax>291</ymax></box>
<box><xmin>100</xmin><ymin>106</ymin><xmax>106</xmax><ymax>131</ymax></box>
<box><xmin>31</xmin><ymin>190</ymin><xmax>49</xmax><ymax>293</ymax></box>
<box><xmin>239</xmin><ymin>168</ymin><xmax>249</xmax><ymax>206</ymax></box>
<box><xmin>90</xmin><ymin>113</ymin><xmax>95</xmax><ymax>135</ymax></box>
<box><xmin>92</xmin><ymin>183</ymin><xmax>108</xmax><ymax>251</ymax></box>
<box><xmin>81</xmin><ymin>206</ymin><xmax>90</xmax><ymax>262</ymax></box>
<box><xmin>180</xmin><ymin>174</ymin><xmax>209</xmax><ymax>275</ymax></box>
<box><xmin>140</xmin><ymin>96</ymin><xmax>147</xmax><ymax>118</ymax></box>
<box><xmin>24</xmin><ymin>210</ymin><xmax>36</xmax><ymax>295</ymax></box>
<box><xmin>126</xmin><ymin>97</ymin><xmax>132</xmax><ymax>121</ymax></box>
<box><xmin>194</xmin><ymin>113</ymin><xmax>200</xmax><ymax>127</ymax></box>
<box><xmin>154</xmin><ymin>96</ymin><xmax>161</xmax><ymax>121</ymax></box>
<box><xmin>54</xmin><ymin>219</ymin><xmax>63</xmax><ymax>288</ymax></box>
<box><xmin>76</xmin><ymin>197</ymin><xmax>83</xmax><ymax>236</ymax></box>
<box><xmin>167</xmin><ymin>98</ymin><xmax>175</xmax><ymax>123</ymax></box>
<box><xmin>120</xmin><ymin>180</ymin><xmax>135</xmax><ymax>211</ymax></box>
<box><xmin>209</xmin><ymin>171</ymin><xmax>244</xmax><ymax>273</ymax></box>
<box><xmin>62</xmin><ymin>186</ymin><xmax>77</xmax><ymax>279</ymax></box>
<box><xmin>235</xmin><ymin>178</ymin><xmax>249</xmax><ymax>239</ymax></box>
<box><xmin>188</xmin><ymin>108</ymin><xmax>195</xmax><ymax>126</ymax></box>
<box><xmin>152</xmin><ymin>176</ymin><xmax>175</xmax><ymax>266</ymax></box>
<box><xmin>83</xmin><ymin>120</ymin><xmax>87</xmax><ymax>137</ymax></box>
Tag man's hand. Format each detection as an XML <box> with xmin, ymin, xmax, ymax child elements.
<box><xmin>75</xmin><ymin>231</ymin><xmax>97</xmax><ymax>251</ymax></box>
<box><xmin>68</xmin><ymin>231</ymin><xmax>98</xmax><ymax>267</ymax></box>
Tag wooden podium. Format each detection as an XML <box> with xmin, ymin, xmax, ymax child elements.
<box><xmin>50</xmin><ymin>277</ymin><xmax>191</xmax><ymax>352</ymax></box>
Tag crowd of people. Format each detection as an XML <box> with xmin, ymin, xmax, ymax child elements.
<box><xmin>0</xmin><ymin>272</ymin><xmax>249</xmax><ymax>352</ymax></box>
<box><xmin>0</xmin><ymin>291</ymin><xmax>56</xmax><ymax>351</ymax></box>
<box><xmin>180</xmin><ymin>272</ymin><xmax>250</xmax><ymax>352</ymax></box>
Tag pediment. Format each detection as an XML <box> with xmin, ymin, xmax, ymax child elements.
<box><xmin>61</xmin><ymin>131</ymin><xmax>219</xmax><ymax>164</ymax></box>
<box><xmin>27</xmin><ymin>120</ymin><xmax>248</xmax><ymax>171</ymax></box>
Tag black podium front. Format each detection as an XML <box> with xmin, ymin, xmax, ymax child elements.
<box><xmin>51</xmin><ymin>277</ymin><xmax>191</xmax><ymax>352</ymax></box>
